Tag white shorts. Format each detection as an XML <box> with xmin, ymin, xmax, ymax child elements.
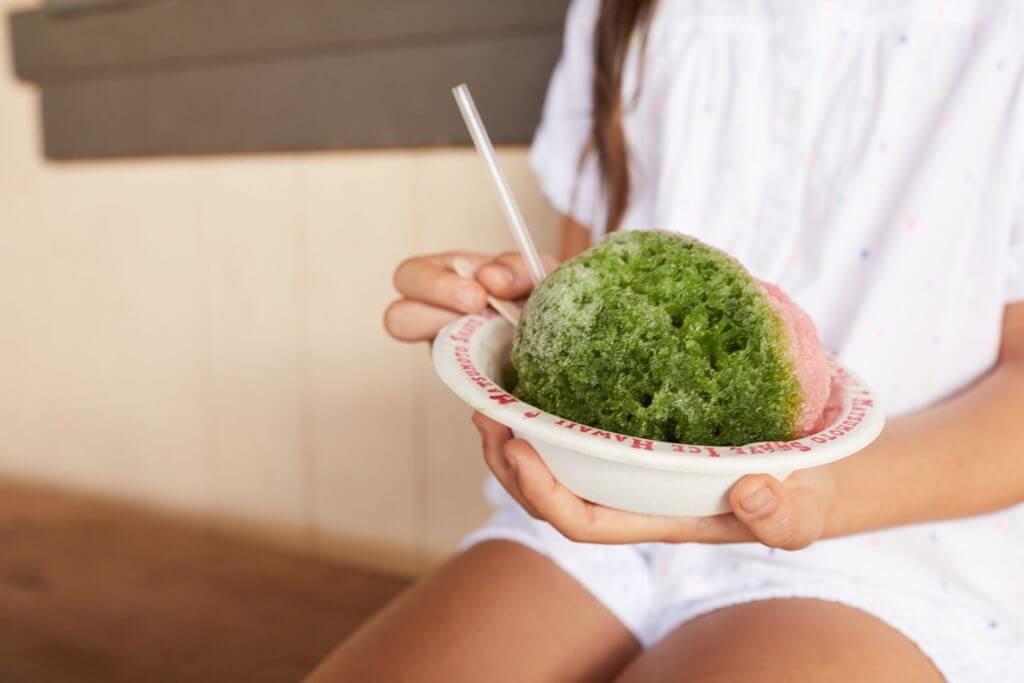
<box><xmin>461</xmin><ymin>477</ymin><xmax>1024</xmax><ymax>682</ymax></box>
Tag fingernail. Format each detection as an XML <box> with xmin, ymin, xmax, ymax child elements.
<box><xmin>494</xmin><ymin>265</ymin><xmax>516</xmax><ymax>285</ymax></box>
<box><xmin>457</xmin><ymin>285</ymin><xmax>480</xmax><ymax>309</ymax></box>
<box><xmin>740</xmin><ymin>487</ymin><xmax>775</xmax><ymax>515</ymax></box>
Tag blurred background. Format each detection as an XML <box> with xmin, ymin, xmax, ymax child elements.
<box><xmin>0</xmin><ymin>0</ymin><xmax>565</xmax><ymax>679</ymax></box>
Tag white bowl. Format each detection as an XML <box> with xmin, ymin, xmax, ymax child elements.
<box><xmin>433</xmin><ymin>311</ymin><xmax>885</xmax><ymax>517</ymax></box>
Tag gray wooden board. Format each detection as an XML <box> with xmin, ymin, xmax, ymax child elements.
<box><xmin>43</xmin><ymin>0</ymin><xmax>168</xmax><ymax>17</ymax></box>
<box><xmin>11</xmin><ymin>0</ymin><xmax>572</xmax><ymax>82</ymax></box>
<box><xmin>8</xmin><ymin>0</ymin><xmax>572</xmax><ymax>157</ymax></box>
<box><xmin>38</xmin><ymin>33</ymin><xmax>562</xmax><ymax>158</ymax></box>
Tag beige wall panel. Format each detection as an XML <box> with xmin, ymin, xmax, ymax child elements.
<box><xmin>0</xmin><ymin>163</ymin><xmax>212</xmax><ymax>513</ymax></box>
<box><xmin>300</xmin><ymin>154</ymin><xmax>424</xmax><ymax>574</ymax></box>
<box><xmin>188</xmin><ymin>160</ymin><xmax>311</xmax><ymax>545</ymax></box>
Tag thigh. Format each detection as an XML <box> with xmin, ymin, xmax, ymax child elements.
<box><xmin>307</xmin><ymin>540</ymin><xmax>641</xmax><ymax>683</ymax></box>
<box><xmin>615</xmin><ymin>598</ymin><xmax>943</xmax><ymax>683</ymax></box>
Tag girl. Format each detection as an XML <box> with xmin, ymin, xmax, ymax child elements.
<box><xmin>314</xmin><ymin>1</ymin><xmax>1024</xmax><ymax>680</ymax></box>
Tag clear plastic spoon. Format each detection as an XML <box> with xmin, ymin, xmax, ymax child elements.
<box><xmin>452</xmin><ymin>84</ymin><xmax>547</xmax><ymax>287</ymax></box>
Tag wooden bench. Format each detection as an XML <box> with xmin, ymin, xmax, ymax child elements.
<box><xmin>0</xmin><ymin>481</ymin><xmax>409</xmax><ymax>682</ymax></box>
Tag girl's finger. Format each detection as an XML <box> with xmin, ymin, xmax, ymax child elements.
<box><xmin>393</xmin><ymin>253</ymin><xmax>489</xmax><ymax>313</ymax></box>
<box><xmin>729</xmin><ymin>474</ymin><xmax>818</xmax><ymax>550</ymax></box>
<box><xmin>503</xmin><ymin>438</ymin><xmax>600</xmax><ymax>539</ymax></box>
<box><xmin>471</xmin><ymin>413</ymin><xmax>541</xmax><ymax>518</ymax></box>
<box><xmin>506</xmin><ymin>439</ymin><xmax>752</xmax><ymax>544</ymax></box>
<box><xmin>476</xmin><ymin>251</ymin><xmax>560</xmax><ymax>301</ymax></box>
<box><xmin>383</xmin><ymin>299</ymin><xmax>460</xmax><ymax>342</ymax></box>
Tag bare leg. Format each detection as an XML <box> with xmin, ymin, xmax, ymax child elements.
<box><xmin>308</xmin><ymin>540</ymin><xmax>640</xmax><ymax>682</ymax></box>
<box><xmin>615</xmin><ymin>598</ymin><xmax>943</xmax><ymax>682</ymax></box>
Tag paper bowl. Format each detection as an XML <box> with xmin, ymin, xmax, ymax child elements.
<box><xmin>433</xmin><ymin>311</ymin><xmax>884</xmax><ymax>517</ymax></box>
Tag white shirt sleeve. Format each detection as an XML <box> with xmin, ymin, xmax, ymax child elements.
<box><xmin>1009</xmin><ymin>209</ymin><xmax>1024</xmax><ymax>302</ymax></box>
<box><xmin>529</xmin><ymin>0</ymin><xmax>606</xmax><ymax>236</ymax></box>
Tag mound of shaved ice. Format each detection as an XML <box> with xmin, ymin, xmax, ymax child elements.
<box><xmin>758</xmin><ymin>281</ymin><xmax>831</xmax><ymax>435</ymax></box>
<box><xmin>508</xmin><ymin>230</ymin><xmax>829</xmax><ymax>446</ymax></box>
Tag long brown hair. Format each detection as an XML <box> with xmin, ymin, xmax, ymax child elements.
<box><xmin>591</xmin><ymin>0</ymin><xmax>657</xmax><ymax>231</ymax></box>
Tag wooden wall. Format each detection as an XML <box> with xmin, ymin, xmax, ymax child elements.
<box><xmin>0</xmin><ymin>26</ymin><xmax>560</xmax><ymax>575</ymax></box>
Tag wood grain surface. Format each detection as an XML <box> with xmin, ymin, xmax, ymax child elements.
<box><xmin>0</xmin><ymin>480</ymin><xmax>409</xmax><ymax>682</ymax></box>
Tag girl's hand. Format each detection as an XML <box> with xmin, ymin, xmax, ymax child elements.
<box><xmin>384</xmin><ymin>251</ymin><xmax>556</xmax><ymax>343</ymax></box>
<box><xmin>473</xmin><ymin>412</ymin><xmax>837</xmax><ymax>550</ymax></box>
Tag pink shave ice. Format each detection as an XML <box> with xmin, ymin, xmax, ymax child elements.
<box><xmin>758</xmin><ymin>281</ymin><xmax>831</xmax><ymax>436</ymax></box>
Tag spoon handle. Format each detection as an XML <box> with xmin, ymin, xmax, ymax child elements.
<box><xmin>452</xmin><ymin>84</ymin><xmax>547</xmax><ymax>286</ymax></box>
<box><xmin>452</xmin><ymin>257</ymin><xmax>521</xmax><ymax>327</ymax></box>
